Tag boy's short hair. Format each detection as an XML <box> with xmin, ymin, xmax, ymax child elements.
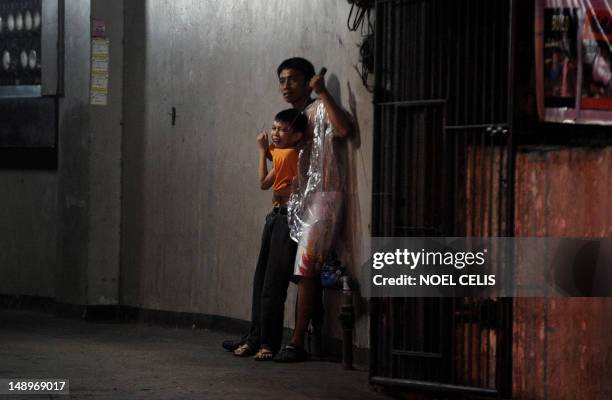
<box><xmin>275</xmin><ymin>109</ymin><xmax>308</xmax><ymax>134</ymax></box>
<box><xmin>277</xmin><ymin>58</ymin><xmax>315</xmax><ymax>83</ymax></box>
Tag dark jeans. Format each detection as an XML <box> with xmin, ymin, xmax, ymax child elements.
<box><xmin>246</xmin><ymin>208</ymin><xmax>297</xmax><ymax>353</ymax></box>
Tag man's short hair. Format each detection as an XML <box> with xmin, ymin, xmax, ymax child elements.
<box><xmin>275</xmin><ymin>108</ymin><xmax>308</xmax><ymax>134</ymax></box>
<box><xmin>277</xmin><ymin>58</ymin><xmax>315</xmax><ymax>83</ymax></box>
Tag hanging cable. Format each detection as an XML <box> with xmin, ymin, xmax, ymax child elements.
<box><xmin>347</xmin><ymin>0</ymin><xmax>375</xmax><ymax>92</ymax></box>
<box><xmin>347</xmin><ymin>0</ymin><xmax>374</xmax><ymax>34</ymax></box>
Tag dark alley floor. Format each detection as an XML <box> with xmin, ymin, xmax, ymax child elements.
<box><xmin>0</xmin><ymin>309</ymin><xmax>387</xmax><ymax>400</ymax></box>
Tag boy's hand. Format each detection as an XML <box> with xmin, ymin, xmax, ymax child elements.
<box><xmin>257</xmin><ymin>131</ymin><xmax>269</xmax><ymax>151</ymax></box>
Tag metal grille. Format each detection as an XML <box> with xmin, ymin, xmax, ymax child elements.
<box><xmin>0</xmin><ymin>0</ymin><xmax>43</xmax><ymax>87</ymax></box>
<box><xmin>370</xmin><ymin>0</ymin><xmax>515</xmax><ymax>397</ymax></box>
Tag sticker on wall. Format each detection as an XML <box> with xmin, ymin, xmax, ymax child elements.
<box><xmin>535</xmin><ymin>0</ymin><xmax>612</xmax><ymax>125</ymax></box>
<box><xmin>90</xmin><ymin>38</ymin><xmax>109</xmax><ymax>106</ymax></box>
<box><xmin>92</xmin><ymin>18</ymin><xmax>106</xmax><ymax>38</ymax></box>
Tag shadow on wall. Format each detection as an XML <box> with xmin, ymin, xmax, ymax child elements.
<box><xmin>322</xmin><ymin>74</ymin><xmax>368</xmax><ymax>331</ymax></box>
<box><xmin>344</xmin><ymin>80</ymin><xmax>369</xmax><ymax>321</ymax></box>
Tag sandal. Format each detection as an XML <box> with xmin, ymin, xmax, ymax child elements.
<box><xmin>254</xmin><ymin>347</ymin><xmax>274</xmax><ymax>361</ymax></box>
<box><xmin>222</xmin><ymin>337</ymin><xmax>246</xmax><ymax>352</ymax></box>
<box><xmin>233</xmin><ymin>343</ymin><xmax>254</xmax><ymax>357</ymax></box>
<box><xmin>273</xmin><ymin>345</ymin><xmax>308</xmax><ymax>363</ymax></box>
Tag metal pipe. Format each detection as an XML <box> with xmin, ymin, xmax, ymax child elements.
<box><xmin>338</xmin><ymin>275</ymin><xmax>354</xmax><ymax>370</ymax></box>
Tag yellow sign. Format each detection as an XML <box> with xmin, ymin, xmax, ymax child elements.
<box><xmin>90</xmin><ymin>38</ymin><xmax>109</xmax><ymax>106</ymax></box>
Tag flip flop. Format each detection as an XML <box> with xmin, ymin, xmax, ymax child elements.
<box><xmin>254</xmin><ymin>347</ymin><xmax>274</xmax><ymax>361</ymax></box>
<box><xmin>233</xmin><ymin>343</ymin><xmax>255</xmax><ymax>357</ymax></box>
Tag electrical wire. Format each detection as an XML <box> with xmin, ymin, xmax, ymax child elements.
<box><xmin>347</xmin><ymin>0</ymin><xmax>375</xmax><ymax>92</ymax></box>
<box><xmin>347</xmin><ymin>0</ymin><xmax>374</xmax><ymax>34</ymax></box>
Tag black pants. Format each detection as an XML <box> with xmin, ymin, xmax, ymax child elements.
<box><xmin>246</xmin><ymin>208</ymin><xmax>296</xmax><ymax>353</ymax></box>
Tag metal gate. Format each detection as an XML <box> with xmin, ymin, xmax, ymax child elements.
<box><xmin>370</xmin><ymin>0</ymin><xmax>515</xmax><ymax>398</ymax></box>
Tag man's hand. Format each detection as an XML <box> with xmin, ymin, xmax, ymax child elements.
<box><xmin>309</xmin><ymin>67</ymin><xmax>353</xmax><ymax>138</ymax></box>
<box><xmin>257</xmin><ymin>130</ymin><xmax>269</xmax><ymax>151</ymax></box>
<box><xmin>309</xmin><ymin>73</ymin><xmax>327</xmax><ymax>95</ymax></box>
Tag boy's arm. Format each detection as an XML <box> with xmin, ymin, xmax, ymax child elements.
<box><xmin>259</xmin><ymin>155</ymin><xmax>275</xmax><ymax>190</ymax></box>
<box><xmin>257</xmin><ymin>131</ymin><xmax>275</xmax><ymax>190</ymax></box>
<box><xmin>310</xmin><ymin>73</ymin><xmax>353</xmax><ymax>138</ymax></box>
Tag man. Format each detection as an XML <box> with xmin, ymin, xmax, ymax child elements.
<box><xmin>274</xmin><ymin>57</ymin><xmax>353</xmax><ymax>362</ymax></box>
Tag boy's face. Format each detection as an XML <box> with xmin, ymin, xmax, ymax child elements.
<box><xmin>270</xmin><ymin>120</ymin><xmax>302</xmax><ymax>149</ymax></box>
<box><xmin>278</xmin><ymin>68</ymin><xmax>310</xmax><ymax>104</ymax></box>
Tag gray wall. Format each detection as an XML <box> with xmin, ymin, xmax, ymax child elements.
<box><xmin>0</xmin><ymin>171</ymin><xmax>57</xmax><ymax>298</ymax></box>
<box><xmin>122</xmin><ymin>0</ymin><xmax>374</xmax><ymax>347</ymax></box>
<box><xmin>0</xmin><ymin>0</ymin><xmax>123</xmax><ymax>305</ymax></box>
<box><xmin>55</xmin><ymin>0</ymin><xmax>93</xmax><ymax>305</ymax></box>
<box><xmin>56</xmin><ymin>0</ymin><xmax>123</xmax><ymax>305</ymax></box>
<box><xmin>88</xmin><ymin>0</ymin><xmax>124</xmax><ymax>305</ymax></box>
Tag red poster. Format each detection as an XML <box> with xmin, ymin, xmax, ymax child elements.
<box><xmin>536</xmin><ymin>0</ymin><xmax>612</xmax><ymax>125</ymax></box>
<box><xmin>543</xmin><ymin>8</ymin><xmax>579</xmax><ymax>109</ymax></box>
<box><xmin>580</xmin><ymin>10</ymin><xmax>612</xmax><ymax>110</ymax></box>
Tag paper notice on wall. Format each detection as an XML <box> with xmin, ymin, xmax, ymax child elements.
<box><xmin>90</xmin><ymin>38</ymin><xmax>109</xmax><ymax>106</ymax></box>
<box><xmin>536</xmin><ymin>0</ymin><xmax>612</xmax><ymax>125</ymax></box>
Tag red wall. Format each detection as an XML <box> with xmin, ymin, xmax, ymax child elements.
<box><xmin>513</xmin><ymin>146</ymin><xmax>612</xmax><ymax>400</ymax></box>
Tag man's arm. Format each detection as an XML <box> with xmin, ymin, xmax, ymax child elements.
<box><xmin>257</xmin><ymin>132</ymin><xmax>275</xmax><ymax>190</ymax></box>
<box><xmin>310</xmin><ymin>73</ymin><xmax>353</xmax><ymax>138</ymax></box>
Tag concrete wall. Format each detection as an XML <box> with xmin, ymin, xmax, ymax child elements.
<box><xmin>513</xmin><ymin>147</ymin><xmax>612</xmax><ymax>400</ymax></box>
<box><xmin>1</xmin><ymin>1</ymin><xmax>123</xmax><ymax>305</ymax></box>
<box><xmin>87</xmin><ymin>0</ymin><xmax>124</xmax><ymax>305</ymax></box>
<box><xmin>55</xmin><ymin>0</ymin><xmax>92</xmax><ymax>305</ymax></box>
<box><xmin>0</xmin><ymin>171</ymin><xmax>57</xmax><ymax>298</ymax></box>
<box><xmin>121</xmin><ymin>0</ymin><xmax>374</xmax><ymax>347</ymax></box>
<box><xmin>56</xmin><ymin>0</ymin><xmax>124</xmax><ymax>306</ymax></box>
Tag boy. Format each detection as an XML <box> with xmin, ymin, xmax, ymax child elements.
<box><xmin>231</xmin><ymin>108</ymin><xmax>307</xmax><ymax>361</ymax></box>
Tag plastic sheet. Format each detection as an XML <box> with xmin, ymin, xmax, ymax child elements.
<box><xmin>288</xmin><ymin>99</ymin><xmax>346</xmax><ymax>276</ymax></box>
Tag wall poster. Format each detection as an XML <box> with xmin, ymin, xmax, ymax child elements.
<box><xmin>536</xmin><ymin>0</ymin><xmax>612</xmax><ymax>125</ymax></box>
<box><xmin>90</xmin><ymin>19</ymin><xmax>109</xmax><ymax>106</ymax></box>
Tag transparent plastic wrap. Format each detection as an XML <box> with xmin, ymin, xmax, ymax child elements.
<box><xmin>288</xmin><ymin>100</ymin><xmax>346</xmax><ymax>277</ymax></box>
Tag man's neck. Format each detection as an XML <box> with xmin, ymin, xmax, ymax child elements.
<box><xmin>291</xmin><ymin>97</ymin><xmax>313</xmax><ymax>111</ymax></box>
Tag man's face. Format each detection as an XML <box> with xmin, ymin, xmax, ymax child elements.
<box><xmin>278</xmin><ymin>68</ymin><xmax>310</xmax><ymax>104</ymax></box>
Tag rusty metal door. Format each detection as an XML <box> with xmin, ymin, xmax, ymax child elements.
<box><xmin>370</xmin><ymin>0</ymin><xmax>515</xmax><ymax>398</ymax></box>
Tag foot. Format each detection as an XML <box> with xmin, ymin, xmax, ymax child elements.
<box><xmin>254</xmin><ymin>347</ymin><xmax>274</xmax><ymax>361</ymax></box>
<box><xmin>222</xmin><ymin>338</ymin><xmax>246</xmax><ymax>352</ymax></box>
<box><xmin>233</xmin><ymin>343</ymin><xmax>255</xmax><ymax>357</ymax></box>
<box><xmin>273</xmin><ymin>344</ymin><xmax>308</xmax><ymax>363</ymax></box>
